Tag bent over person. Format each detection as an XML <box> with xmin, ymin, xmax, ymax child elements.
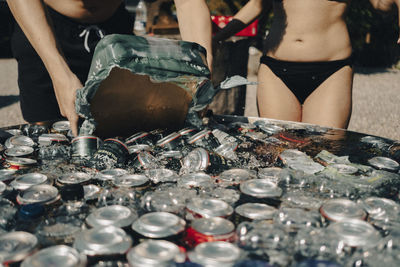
<box><xmin>219</xmin><ymin>0</ymin><xmax>400</xmax><ymax>129</ymax></box>
<box><xmin>7</xmin><ymin>0</ymin><xmax>212</xmax><ymax>136</ymax></box>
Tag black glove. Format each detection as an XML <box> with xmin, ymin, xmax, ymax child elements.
<box><xmin>213</xmin><ymin>19</ymin><xmax>247</xmax><ymax>43</ymax></box>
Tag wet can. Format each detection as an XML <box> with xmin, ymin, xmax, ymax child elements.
<box><xmin>85</xmin><ymin>205</ymin><xmax>138</xmax><ymax>230</ymax></box>
<box><xmin>233</xmin><ymin>203</ymin><xmax>277</xmax><ymax>225</ymax></box>
<box><xmin>5</xmin><ymin>135</ymin><xmax>35</xmax><ymax>149</ymax></box>
<box><xmin>184</xmin><ymin>217</ymin><xmax>236</xmax><ymax>249</ymax></box>
<box><xmin>320</xmin><ymin>198</ymin><xmax>367</xmax><ymax>223</ymax></box>
<box><xmin>133</xmin><ymin>151</ymin><xmax>159</xmax><ymax>171</ymax></box>
<box><xmin>16</xmin><ymin>184</ymin><xmax>60</xmax><ymax>208</ymax></box>
<box><xmin>73</xmin><ymin>226</ymin><xmax>132</xmax><ymax>266</ymax></box>
<box><xmin>10</xmin><ymin>172</ymin><xmax>49</xmax><ymax>191</ymax></box>
<box><xmin>93</xmin><ymin>168</ymin><xmax>128</xmax><ymax>187</ymax></box>
<box><xmin>4</xmin><ymin>157</ymin><xmax>37</xmax><ymax>170</ymax></box>
<box><xmin>71</xmin><ymin>135</ymin><xmax>102</xmax><ymax>160</ymax></box>
<box><xmin>367</xmin><ymin>156</ymin><xmax>399</xmax><ymax>172</ymax></box>
<box><xmin>187</xmin><ymin>241</ymin><xmax>242</xmax><ymax>267</ymax></box>
<box><xmin>89</xmin><ymin>138</ymin><xmax>130</xmax><ymax>170</ymax></box>
<box><xmin>56</xmin><ymin>172</ymin><xmax>92</xmax><ymax>187</ymax></box>
<box><xmin>179</xmin><ymin>127</ymin><xmax>199</xmax><ymax>143</ymax></box>
<box><xmin>131</xmin><ymin>212</ymin><xmax>186</xmax><ymax>244</ymax></box>
<box><xmin>0</xmin><ymin>169</ymin><xmax>16</xmax><ymax>183</ymax></box>
<box><xmin>187</xmin><ymin>129</ymin><xmax>221</xmax><ymax>150</ymax></box>
<box><xmin>4</xmin><ymin>146</ymin><xmax>35</xmax><ymax>158</ymax></box>
<box><xmin>156</xmin><ymin>132</ymin><xmax>183</xmax><ymax>152</ymax></box>
<box><xmin>178</xmin><ymin>172</ymin><xmax>213</xmax><ymax>190</ymax></box>
<box><xmin>181</xmin><ymin>148</ymin><xmax>233</xmax><ymax>175</ymax></box>
<box><xmin>20</xmin><ymin>245</ymin><xmax>87</xmax><ymax>267</ymax></box>
<box><xmin>186</xmin><ymin>197</ymin><xmax>233</xmax><ymax>221</ymax></box>
<box><xmin>38</xmin><ymin>133</ymin><xmax>69</xmax><ymax>146</ymax></box>
<box><xmin>113</xmin><ymin>173</ymin><xmax>151</xmax><ymax>194</ymax></box>
<box><xmin>127</xmin><ymin>240</ymin><xmax>184</xmax><ymax>267</ymax></box>
<box><xmin>21</xmin><ymin>123</ymin><xmax>48</xmax><ymax>139</ymax></box>
<box><xmin>0</xmin><ymin>231</ymin><xmax>39</xmax><ymax>266</ymax></box>
<box><xmin>238</xmin><ymin>179</ymin><xmax>283</xmax><ymax>207</ymax></box>
<box><xmin>125</xmin><ymin>131</ymin><xmax>154</xmax><ymax>146</ymax></box>
<box><xmin>51</xmin><ymin>120</ymin><xmax>71</xmax><ymax>135</ymax></box>
<box><xmin>216</xmin><ymin>168</ymin><xmax>254</xmax><ymax>189</ymax></box>
<box><xmin>158</xmin><ymin>150</ymin><xmax>183</xmax><ymax>172</ymax></box>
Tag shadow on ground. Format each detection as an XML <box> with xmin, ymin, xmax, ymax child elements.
<box><xmin>0</xmin><ymin>95</ymin><xmax>19</xmax><ymax>109</ymax></box>
<box><xmin>353</xmin><ymin>66</ymin><xmax>398</xmax><ymax>74</ymax></box>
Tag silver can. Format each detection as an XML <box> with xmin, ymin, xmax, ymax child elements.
<box><xmin>187</xmin><ymin>241</ymin><xmax>242</xmax><ymax>266</ymax></box>
<box><xmin>186</xmin><ymin>197</ymin><xmax>233</xmax><ymax>219</ymax></box>
<box><xmin>16</xmin><ymin>184</ymin><xmax>59</xmax><ymax>205</ymax></box>
<box><xmin>85</xmin><ymin>205</ymin><xmax>138</xmax><ymax>228</ymax></box>
<box><xmin>0</xmin><ymin>231</ymin><xmax>38</xmax><ymax>265</ymax></box>
<box><xmin>4</xmin><ymin>145</ymin><xmax>34</xmax><ymax>158</ymax></box>
<box><xmin>320</xmin><ymin>198</ymin><xmax>367</xmax><ymax>222</ymax></box>
<box><xmin>21</xmin><ymin>245</ymin><xmax>87</xmax><ymax>267</ymax></box>
<box><xmin>10</xmin><ymin>172</ymin><xmax>49</xmax><ymax>191</ymax></box>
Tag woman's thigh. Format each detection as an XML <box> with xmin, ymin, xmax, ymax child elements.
<box><xmin>257</xmin><ymin>64</ymin><xmax>302</xmax><ymax>122</ymax></box>
<box><xmin>302</xmin><ymin>66</ymin><xmax>354</xmax><ymax>129</ymax></box>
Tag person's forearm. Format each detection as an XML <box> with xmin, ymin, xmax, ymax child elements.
<box><xmin>7</xmin><ymin>0</ymin><xmax>70</xmax><ymax>78</ymax></box>
<box><xmin>175</xmin><ymin>0</ymin><xmax>213</xmax><ymax>67</ymax></box>
<box><xmin>234</xmin><ymin>0</ymin><xmax>264</xmax><ymax>24</ymax></box>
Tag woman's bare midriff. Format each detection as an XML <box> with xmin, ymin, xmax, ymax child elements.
<box><xmin>44</xmin><ymin>0</ymin><xmax>123</xmax><ymax>23</ymax></box>
<box><xmin>265</xmin><ymin>0</ymin><xmax>352</xmax><ymax>61</ymax></box>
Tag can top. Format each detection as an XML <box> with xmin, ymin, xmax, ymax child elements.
<box><xmin>125</xmin><ymin>132</ymin><xmax>150</xmax><ymax>145</ymax></box>
<box><xmin>187</xmin><ymin>129</ymin><xmax>211</xmax><ymax>145</ymax></box>
<box><xmin>240</xmin><ymin>179</ymin><xmax>282</xmax><ymax>198</ymax></box>
<box><xmin>235</xmin><ymin>203</ymin><xmax>277</xmax><ymax>220</ymax></box>
<box><xmin>327</xmin><ymin>219</ymin><xmax>381</xmax><ymax>248</ymax></box>
<box><xmin>5</xmin><ymin>135</ymin><xmax>35</xmax><ymax>148</ymax></box>
<box><xmin>17</xmin><ymin>184</ymin><xmax>59</xmax><ymax>205</ymax></box>
<box><xmin>188</xmin><ymin>241</ymin><xmax>241</xmax><ymax>265</ymax></box>
<box><xmin>73</xmin><ymin>226</ymin><xmax>132</xmax><ymax>256</ymax></box>
<box><xmin>127</xmin><ymin>240</ymin><xmax>180</xmax><ymax>267</ymax></box>
<box><xmin>156</xmin><ymin>132</ymin><xmax>181</xmax><ymax>147</ymax></box>
<box><xmin>192</xmin><ymin>217</ymin><xmax>234</xmax><ymax>235</ymax></box>
<box><xmin>328</xmin><ymin>163</ymin><xmax>359</xmax><ymax>175</ymax></box>
<box><xmin>5</xmin><ymin>157</ymin><xmax>37</xmax><ymax>167</ymax></box>
<box><xmin>186</xmin><ymin>197</ymin><xmax>233</xmax><ymax>218</ymax></box>
<box><xmin>58</xmin><ymin>172</ymin><xmax>91</xmax><ymax>185</ymax></box>
<box><xmin>113</xmin><ymin>174</ymin><xmax>149</xmax><ymax>188</ymax></box>
<box><xmin>359</xmin><ymin>197</ymin><xmax>400</xmax><ymax>220</ymax></box>
<box><xmin>320</xmin><ymin>198</ymin><xmax>366</xmax><ymax>222</ymax></box>
<box><xmin>131</xmin><ymin>212</ymin><xmax>186</xmax><ymax>238</ymax></box>
<box><xmin>218</xmin><ymin>168</ymin><xmax>253</xmax><ymax>185</ymax></box>
<box><xmin>145</xmin><ymin>168</ymin><xmax>179</xmax><ymax>184</ymax></box>
<box><xmin>275</xmin><ymin>207</ymin><xmax>322</xmax><ymax>230</ymax></box>
<box><xmin>20</xmin><ymin>245</ymin><xmax>87</xmax><ymax>267</ymax></box>
<box><xmin>178</xmin><ymin>172</ymin><xmax>213</xmax><ymax>189</ymax></box>
<box><xmin>0</xmin><ymin>231</ymin><xmax>38</xmax><ymax>264</ymax></box>
<box><xmin>4</xmin><ymin>146</ymin><xmax>34</xmax><ymax>157</ymax></box>
<box><xmin>95</xmin><ymin>168</ymin><xmax>128</xmax><ymax>181</ymax></box>
<box><xmin>182</xmin><ymin>148</ymin><xmax>209</xmax><ymax>172</ymax></box>
<box><xmin>159</xmin><ymin>150</ymin><xmax>183</xmax><ymax>159</ymax></box>
<box><xmin>128</xmin><ymin>144</ymin><xmax>152</xmax><ymax>154</ymax></box>
<box><xmin>86</xmin><ymin>205</ymin><xmax>138</xmax><ymax>228</ymax></box>
<box><xmin>0</xmin><ymin>169</ymin><xmax>16</xmax><ymax>182</ymax></box>
<box><xmin>368</xmin><ymin>156</ymin><xmax>399</xmax><ymax>172</ymax></box>
<box><xmin>52</xmin><ymin>120</ymin><xmax>71</xmax><ymax>133</ymax></box>
<box><xmin>83</xmin><ymin>184</ymin><xmax>101</xmax><ymax>201</ymax></box>
<box><xmin>38</xmin><ymin>133</ymin><xmax>69</xmax><ymax>146</ymax></box>
<box><xmin>10</xmin><ymin>172</ymin><xmax>48</xmax><ymax>191</ymax></box>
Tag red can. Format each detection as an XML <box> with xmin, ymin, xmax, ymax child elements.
<box><xmin>184</xmin><ymin>217</ymin><xmax>236</xmax><ymax>249</ymax></box>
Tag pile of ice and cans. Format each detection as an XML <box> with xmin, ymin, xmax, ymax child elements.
<box><xmin>0</xmin><ymin>115</ymin><xmax>400</xmax><ymax>267</ymax></box>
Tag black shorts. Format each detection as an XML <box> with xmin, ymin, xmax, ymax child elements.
<box><xmin>11</xmin><ymin>4</ymin><xmax>134</xmax><ymax>123</ymax></box>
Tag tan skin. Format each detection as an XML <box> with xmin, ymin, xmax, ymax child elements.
<box><xmin>234</xmin><ymin>0</ymin><xmax>399</xmax><ymax>129</ymax></box>
<box><xmin>7</xmin><ymin>0</ymin><xmax>212</xmax><ymax>136</ymax></box>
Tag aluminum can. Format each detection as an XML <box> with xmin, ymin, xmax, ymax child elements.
<box><xmin>51</xmin><ymin>120</ymin><xmax>71</xmax><ymax>135</ymax></box>
<box><xmin>274</xmin><ymin>207</ymin><xmax>322</xmax><ymax>233</ymax></box>
<box><xmin>36</xmin><ymin>215</ymin><xmax>82</xmax><ymax>247</ymax></box>
<box><xmin>326</xmin><ymin>219</ymin><xmax>381</xmax><ymax>248</ymax></box>
<box><xmin>5</xmin><ymin>135</ymin><xmax>35</xmax><ymax>149</ymax></box>
<box><xmin>131</xmin><ymin>212</ymin><xmax>186</xmax><ymax>242</ymax></box>
<box><xmin>112</xmin><ymin>173</ymin><xmax>150</xmax><ymax>192</ymax></box>
<box><xmin>73</xmin><ymin>226</ymin><xmax>132</xmax><ymax>265</ymax></box>
<box><xmin>85</xmin><ymin>205</ymin><xmax>138</xmax><ymax>229</ymax></box>
<box><xmin>320</xmin><ymin>198</ymin><xmax>367</xmax><ymax>222</ymax></box>
<box><xmin>186</xmin><ymin>197</ymin><xmax>233</xmax><ymax>220</ymax></box>
<box><xmin>178</xmin><ymin>172</ymin><xmax>213</xmax><ymax>189</ymax></box>
<box><xmin>20</xmin><ymin>245</ymin><xmax>87</xmax><ymax>267</ymax></box>
<box><xmin>0</xmin><ymin>169</ymin><xmax>16</xmax><ymax>183</ymax></box>
<box><xmin>125</xmin><ymin>131</ymin><xmax>154</xmax><ymax>146</ymax></box>
<box><xmin>93</xmin><ymin>168</ymin><xmax>128</xmax><ymax>186</ymax></box>
<box><xmin>367</xmin><ymin>156</ymin><xmax>399</xmax><ymax>172</ymax></box>
<box><xmin>71</xmin><ymin>135</ymin><xmax>101</xmax><ymax>159</ymax></box>
<box><xmin>127</xmin><ymin>240</ymin><xmax>183</xmax><ymax>267</ymax></box>
<box><xmin>145</xmin><ymin>168</ymin><xmax>179</xmax><ymax>184</ymax></box>
<box><xmin>38</xmin><ymin>133</ymin><xmax>69</xmax><ymax>146</ymax></box>
<box><xmin>21</xmin><ymin>123</ymin><xmax>48</xmax><ymax>139</ymax></box>
<box><xmin>16</xmin><ymin>184</ymin><xmax>60</xmax><ymax>206</ymax></box>
<box><xmin>10</xmin><ymin>172</ymin><xmax>49</xmax><ymax>191</ymax></box>
<box><xmin>89</xmin><ymin>138</ymin><xmax>129</xmax><ymax>170</ymax></box>
<box><xmin>4</xmin><ymin>157</ymin><xmax>37</xmax><ymax>170</ymax></box>
<box><xmin>0</xmin><ymin>231</ymin><xmax>38</xmax><ymax>266</ymax></box>
<box><xmin>216</xmin><ymin>168</ymin><xmax>254</xmax><ymax>188</ymax></box>
<box><xmin>4</xmin><ymin>146</ymin><xmax>34</xmax><ymax>158</ymax></box>
<box><xmin>187</xmin><ymin>241</ymin><xmax>242</xmax><ymax>266</ymax></box>
<box><xmin>133</xmin><ymin>151</ymin><xmax>159</xmax><ymax>171</ymax></box>
<box><xmin>156</xmin><ymin>132</ymin><xmax>182</xmax><ymax>151</ymax></box>
<box><xmin>56</xmin><ymin>172</ymin><xmax>91</xmax><ymax>187</ymax></box>
<box><xmin>158</xmin><ymin>150</ymin><xmax>183</xmax><ymax>172</ymax></box>
<box><xmin>184</xmin><ymin>217</ymin><xmax>236</xmax><ymax>248</ymax></box>
<box><xmin>233</xmin><ymin>203</ymin><xmax>277</xmax><ymax>225</ymax></box>
<box><xmin>187</xmin><ymin>129</ymin><xmax>221</xmax><ymax>150</ymax></box>
<box><xmin>181</xmin><ymin>148</ymin><xmax>233</xmax><ymax>174</ymax></box>
<box><xmin>239</xmin><ymin>179</ymin><xmax>282</xmax><ymax>207</ymax></box>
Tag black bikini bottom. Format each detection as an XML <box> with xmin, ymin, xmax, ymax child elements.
<box><xmin>260</xmin><ymin>55</ymin><xmax>353</xmax><ymax>104</ymax></box>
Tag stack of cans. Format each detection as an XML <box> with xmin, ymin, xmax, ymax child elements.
<box><xmin>0</xmin><ymin>117</ymin><xmax>400</xmax><ymax>266</ymax></box>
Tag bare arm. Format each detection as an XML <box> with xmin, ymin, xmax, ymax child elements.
<box><xmin>174</xmin><ymin>0</ymin><xmax>213</xmax><ymax>68</ymax></box>
<box><xmin>6</xmin><ymin>0</ymin><xmax>80</xmax><ymax>135</ymax></box>
<box><xmin>369</xmin><ymin>0</ymin><xmax>400</xmax><ymax>43</ymax></box>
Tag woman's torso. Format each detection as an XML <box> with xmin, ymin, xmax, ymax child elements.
<box><xmin>265</xmin><ymin>0</ymin><xmax>352</xmax><ymax>61</ymax></box>
<box><xmin>44</xmin><ymin>0</ymin><xmax>123</xmax><ymax>23</ymax></box>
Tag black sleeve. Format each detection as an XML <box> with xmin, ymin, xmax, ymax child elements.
<box><xmin>213</xmin><ymin>19</ymin><xmax>247</xmax><ymax>43</ymax></box>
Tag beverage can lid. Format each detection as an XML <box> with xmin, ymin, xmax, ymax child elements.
<box><xmin>320</xmin><ymin>198</ymin><xmax>366</xmax><ymax>222</ymax></box>
<box><xmin>17</xmin><ymin>184</ymin><xmax>59</xmax><ymax>205</ymax></box>
<box><xmin>127</xmin><ymin>240</ymin><xmax>180</xmax><ymax>266</ymax></box>
<box><xmin>187</xmin><ymin>198</ymin><xmax>233</xmax><ymax>218</ymax></box>
<box><xmin>0</xmin><ymin>231</ymin><xmax>38</xmax><ymax>264</ymax></box>
<box><xmin>113</xmin><ymin>174</ymin><xmax>149</xmax><ymax>188</ymax></box>
<box><xmin>368</xmin><ymin>156</ymin><xmax>399</xmax><ymax>172</ymax></box>
<box><xmin>57</xmin><ymin>172</ymin><xmax>91</xmax><ymax>185</ymax></box>
<box><xmin>11</xmin><ymin>172</ymin><xmax>48</xmax><ymax>191</ymax></box>
<box><xmin>178</xmin><ymin>172</ymin><xmax>213</xmax><ymax>188</ymax></box>
<box><xmin>131</xmin><ymin>212</ymin><xmax>185</xmax><ymax>238</ymax></box>
<box><xmin>73</xmin><ymin>226</ymin><xmax>132</xmax><ymax>256</ymax></box>
<box><xmin>21</xmin><ymin>245</ymin><xmax>86</xmax><ymax>267</ymax></box>
<box><xmin>52</xmin><ymin>121</ymin><xmax>70</xmax><ymax>133</ymax></box>
<box><xmin>235</xmin><ymin>203</ymin><xmax>277</xmax><ymax>220</ymax></box>
<box><xmin>86</xmin><ymin>205</ymin><xmax>138</xmax><ymax>228</ymax></box>
<box><xmin>95</xmin><ymin>168</ymin><xmax>128</xmax><ymax>181</ymax></box>
<box><xmin>5</xmin><ymin>135</ymin><xmax>35</xmax><ymax>148</ymax></box>
<box><xmin>188</xmin><ymin>241</ymin><xmax>241</xmax><ymax>265</ymax></box>
<box><xmin>4</xmin><ymin>146</ymin><xmax>34</xmax><ymax>157</ymax></box>
<box><xmin>240</xmin><ymin>179</ymin><xmax>282</xmax><ymax>198</ymax></box>
<box><xmin>192</xmin><ymin>217</ymin><xmax>234</xmax><ymax>235</ymax></box>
